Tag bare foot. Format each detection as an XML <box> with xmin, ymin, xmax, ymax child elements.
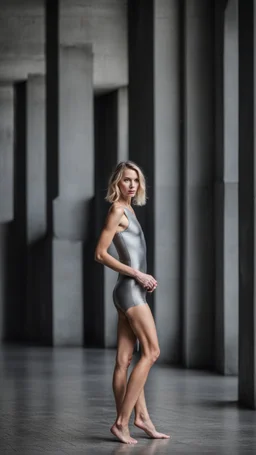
<box><xmin>134</xmin><ymin>417</ymin><xmax>170</xmax><ymax>439</ymax></box>
<box><xmin>110</xmin><ymin>422</ymin><xmax>138</xmax><ymax>444</ymax></box>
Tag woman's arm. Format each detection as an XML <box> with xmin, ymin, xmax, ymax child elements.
<box><xmin>94</xmin><ymin>205</ymin><xmax>138</xmax><ymax>278</ymax></box>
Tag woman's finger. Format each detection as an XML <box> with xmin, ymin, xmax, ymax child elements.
<box><xmin>148</xmin><ymin>283</ymin><xmax>157</xmax><ymax>292</ymax></box>
<box><xmin>148</xmin><ymin>286</ymin><xmax>156</xmax><ymax>293</ymax></box>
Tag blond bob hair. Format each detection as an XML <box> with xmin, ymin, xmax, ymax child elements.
<box><xmin>105</xmin><ymin>161</ymin><xmax>147</xmax><ymax>206</ymax></box>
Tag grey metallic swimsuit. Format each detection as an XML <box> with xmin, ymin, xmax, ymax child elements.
<box><xmin>112</xmin><ymin>207</ymin><xmax>147</xmax><ymax>313</ymax></box>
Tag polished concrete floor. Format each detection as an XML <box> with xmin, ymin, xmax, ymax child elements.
<box><xmin>0</xmin><ymin>347</ymin><xmax>255</xmax><ymax>454</ymax></box>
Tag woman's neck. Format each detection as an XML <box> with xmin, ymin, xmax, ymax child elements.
<box><xmin>118</xmin><ymin>198</ymin><xmax>132</xmax><ymax>207</ymax></box>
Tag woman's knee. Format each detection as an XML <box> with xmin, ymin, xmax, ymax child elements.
<box><xmin>151</xmin><ymin>347</ymin><xmax>160</xmax><ymax>363</ymax></box>
<box><xmin>143</xmin><ymin>346</ymin><xmax>160</xmax><ymax>364</ymax></box>
<box><xmin>115</xmin><ymin>353</ymin><xmax>133</xmax><ymax>370</ymax></box>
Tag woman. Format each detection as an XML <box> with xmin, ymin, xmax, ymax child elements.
<box><xmin>95</xmin><ymin>161</ymin><xmax>170</xmax><ymax>444</ymax></box>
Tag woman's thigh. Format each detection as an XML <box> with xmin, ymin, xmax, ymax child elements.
<box><xmin>125</xmin><ymin>303</ymin><xmax>160</xmax><ymax>356</ymax></box>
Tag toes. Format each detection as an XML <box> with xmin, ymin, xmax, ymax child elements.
<box><xmin>158</xmin><ymin>433</ymin><xmax>170</xmax><ymax>439</ymax></box>
<box><xmin>151</xmin><ymin>431</ymin><xmax>169</xmax><ymax>439</ymax></box>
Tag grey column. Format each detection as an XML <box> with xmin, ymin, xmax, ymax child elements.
<box><xmin>0</xmin><ymin>226</ymin><xmax>8</xmax><ymax>342</ymax></box>
<box><xmin>238</xmin><ymin>0</ymin><xmax>256</xmax><ymax>409</ymax></box>
<box><xmin>8</xmin><ymin>82</ymin><xmax>27</xmax><ymax>342</ymax></box>
<box><xmin>105</xmin><ymin>88</ymin><xmax>128</xmax><ymax>348</ymax></box>
<box><xmin>94</xmin><ymin>87</ymin><xmax>128</xmax><ymax>348</ymax></box>
<box><xmin>128</xmin><ymin>0</ymin><xmax>154</xmax><ymax>307</ymax></box>
<box><xmin>0</xmin><ymin>86</ymin><xmax>14</xmax><ymax>341</ymax></box>
<box><xmin>129</xmin><ymin>0</ymin><xmax>181</xmax><ymax>363</ymax></box>
<box><xmin>46</xmin><ymin>0</ymin><xmax>94</xmax><ymax>346</ymax></box>
<box><xmin>53</xmin><ymin>45</ymin><xmax>94</xmax><ymax>346</ymax></box>
<box><xmin>0</xmin><ymin>86</ymin><xmax>14</xmax><ymax>222</ymax></box>
<box><xmin>214</xmin><ymin>1</ymin><xmax>225</xmax><ymax>372</ymax></box>
<box><xmin>26</xmin><ymin>75</ymin><xmax>46</xmax><ymax>245</ymax></box>
<box><xmin>215</xmin><ymin>0</ymin><xmax>238</xmax><ymax>375</ymax></box>
<box><xmin>183</xmin><ymin>0</ymin><xmax>214</xmax><ymax>368</ymax></box>
<box><xmin>25</xmin><ymin>75</ymin><xmax>47</xmax><ymax>341</ymax></box>
<box><xmin>154</xmin><ymin>0</ymin><xmax>181</xmax><ymax>363</ymax></box>
<box><xmin>117</xmin><ymin>87</ymin><xmax>129</xmax><ymax>163</ymax></box>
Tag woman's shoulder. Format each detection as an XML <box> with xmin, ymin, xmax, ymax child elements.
<box><xmin>108</xmin><ymin>203</ymin><xmax>125</xmax><ymax>216</ymax></box>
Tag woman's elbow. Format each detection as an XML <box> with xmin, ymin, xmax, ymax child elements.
<box><xmin>94</xmin><ymin>249</ymin><xmax>105</xmax><ymax>263</ymax></box>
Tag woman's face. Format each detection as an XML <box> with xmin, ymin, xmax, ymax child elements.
<box><xmin>118</xmin><ymin>168</ymin><xmax>139</xmax><ymax>199</ymax></box>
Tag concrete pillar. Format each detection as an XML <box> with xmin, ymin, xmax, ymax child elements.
<box><xmin>104</xmin><ymin>88</ymin><xmax>128</xmax><ymax>348</ymax></box>
<box><xmin>154</xmin><ymin>0</ymin><xmax>181</xmax><ymax>363</ymax></box>
<box><xmin>25</xmin><ymin>75</ymin><xmax>47</xmax><ymax>342</ymax></box>
<box><xmin>0</xmin><ymin>86</ymin><xmax>14</xmax><ymax>222</ymax></box>
<box><xmin>46</xmin><ymin>1</ymin><xmax>94</xmax><ymax>346</ymax></box>
<box><xmin>183</xmin><ymin>0</ymin><xmax>215</xmax><ymax>368</ymax></box>
<box><xmin>8</xmin><ymin>82</ymin><xmax>27</xmax><ymax>342</ymax></box>
<box><xmin>117</xmin><ymin>88</ymin><xmax>129</xmax><ymax>163</ymax></box>
<box><xmin>94</xmin><ymin>87</ymin><xmax>128</xmax><ymax>348</ymax></box>
<box><xmin>128</xmin><ymin>0</ymin><xmax>154</xmax><ymax>305</ymax></box>
<box><xmin>128</xmin><ymin>0</ymin><xmax>181</xmax><ymax>363</ymax></box>
<box><xmin>0</xmin><ymin>86</ymin><xmax>14</xmax><ymax>343</ymax></box>
<box><xmin>238</xmin><ymin>0</ymin><xmax>256</xmax><ymax>409</ymax></box>
<box><xmin>53</xmin><ymin>45</ymin><xmax>94</xmax><ymax>346</ymax></box>
<box><xmin>0</xmin><ymin>225</ymin><xmax>8</xmax><ymax>342</ymax></box>
<box><xmin>26</xmin><ymin>75</ymin><xmax>46</xmax><ymax>244</ymax></box>
<box><xmin>214</xmin><ymin>0</ymin><xmax>224</xmax><ymax>371</ymax></box>
<box><xmin>215</xmin><ymin>0</ymin><xmax>238</xmax><ymax>375</ymax></box>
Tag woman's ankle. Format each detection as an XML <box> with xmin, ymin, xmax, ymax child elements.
<box><xmin>116</xmin><ymin>417</ymin><xmax>129</xmax><ymax>428</ymax></box>
<box><xmin>134</xmin><ymin>410</ymin><xmax>150</xmax><ymax>422</ymax></box>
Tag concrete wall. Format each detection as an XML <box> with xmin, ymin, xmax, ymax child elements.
<box><xmin>60</xmin><ymin>0</ymin><xmax>128</xmax><ymax>90</ymax></box>
<box><xmin>0</xmin><ymin>0</ymin><xmax>45</xmax><ymax>81</ymax></box>
<box><xmin>0</xmin><ymin>0</ymin><xmax>127</xmax><ymax>89</ymax></box>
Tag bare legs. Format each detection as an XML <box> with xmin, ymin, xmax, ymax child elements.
<box><xmin>112</xmin><ymin>310</ymin><xmax>150</xmax><ymax>418</ymax></box>
<box><xmin>111</xmin><ymin>304</ymin><xmax>170</xmax><ymax>444</ymax></box>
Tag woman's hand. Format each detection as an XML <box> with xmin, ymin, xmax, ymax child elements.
<box><xmin>147</xmin><ymin>282</ymin><xmax>157</xmax><ymax>293</ymax></box>
<box><xmin>135</xmin><ymin>271</ymin><xmax>158</xmax><ymax>293</ymax></box>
